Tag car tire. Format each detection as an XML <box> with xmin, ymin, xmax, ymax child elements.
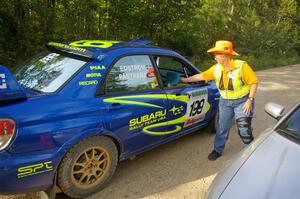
<box><xmin>57</xmin><ymin>136</ymin><xmax>118</xmax><ymax>198</ymax></box>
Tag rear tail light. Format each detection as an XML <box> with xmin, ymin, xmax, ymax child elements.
<box><xmin>0</xmin><ymin>119</ymin><xmax>15</xmax><ymax>150</ymax></box>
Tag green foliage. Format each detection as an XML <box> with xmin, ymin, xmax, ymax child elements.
<box><xmin>0</xmin><ymin>0</ymin><xmax>299</xmax><ymax>71</ymax></box>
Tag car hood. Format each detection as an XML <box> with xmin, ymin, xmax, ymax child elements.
<box><xmin>220</xmin><ymin>131</ymin><xmax>300</xmax><ymax>199</ymax></box>
<box><xmin>206</xmin><ymin>128</ymin><xmax>273</xmax><ymax>199</ymax></box>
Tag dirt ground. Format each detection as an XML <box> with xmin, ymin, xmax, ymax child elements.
<box><xmin>1</xmin><ymin>64</ymin><xmax>299</xmax><ymax>199</ymax></box>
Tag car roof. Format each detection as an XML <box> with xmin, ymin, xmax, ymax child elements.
<box><xmin>64</xmin><ymin>39</ymin><xmax>179</xmax><ymax>57</ymax></box>
<box><xmin>46</xmin><ymin>40</ymin><xmax>197</xmax><ymax>71</ymax></box>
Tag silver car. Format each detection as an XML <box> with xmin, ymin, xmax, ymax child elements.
<box><xmin>207</xmin><ymin>101</ymin><xmax>300</xmax><ymax>199</ymax></box>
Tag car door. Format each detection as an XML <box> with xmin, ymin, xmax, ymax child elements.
<box><xmin>102</xmin><ymin>55</ymin><xmax>169</xmax><ymax>155</ymax></box>
<box><xmin>152</xmin><ymin>55</ymin><xmax>216</xmax><ymax>139</ymax></box>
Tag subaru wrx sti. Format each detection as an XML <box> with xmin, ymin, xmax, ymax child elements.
<box><xmin>0</xmin><ymin>40</ymin><xmax>219</xmax><ymax>198</ymax></box>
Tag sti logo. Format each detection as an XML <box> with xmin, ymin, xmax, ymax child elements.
<box><xmin>0</xmin><ymin>73</ymin><xmax>7</xmax><ymax>89</ymax></box>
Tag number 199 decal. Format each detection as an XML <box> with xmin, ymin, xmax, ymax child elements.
<box><xmin>184</xmin><ymin>89</ymin><xmax>208</xmax><ymax>127</ymax></box>
<box><xmin>189</xmin><ymin>98</ymin><xmax>205</xmax><ymax>117</ymax></box>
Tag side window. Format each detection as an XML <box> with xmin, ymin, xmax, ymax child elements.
<box><xmin>106</xmin><ymin>55</ymin><xmax>159</xmax><ymax>93</ymax></box>
<box><xmin>155</xmin><ymin>56</ymin><xmax>192</xmax><ymax>88</ymax></box>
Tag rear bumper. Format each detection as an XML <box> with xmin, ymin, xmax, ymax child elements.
<box><xmin>0</xmin><ymin>149</ymin><xmax>61</xmax><ymax>194</ymax></box>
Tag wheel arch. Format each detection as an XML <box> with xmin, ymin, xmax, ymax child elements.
<box><xmin>57</xmin><ymin>128</ymin><xmax>123</xmax><ymax>164</ymax></box>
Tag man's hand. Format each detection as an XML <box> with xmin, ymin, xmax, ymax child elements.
<box><xmin>181</xmin><ymin>77</ymin><xmax>189</xmax><ymax>83</ymax></box>
<box><xmin>243</xmin><ymin>99</ymin><xmax>253</xmax><ymax>114</ymax></box>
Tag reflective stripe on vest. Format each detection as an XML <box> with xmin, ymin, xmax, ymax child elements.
<box><xmin>214</xmin><ymin>60</ymin><xmax>250</xmax><ymax>99</ymax></box>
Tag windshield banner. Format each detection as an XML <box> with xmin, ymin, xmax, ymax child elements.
<box><xmin>46</xmin><ymin>42</ymin><xmax>94</xmax><ymax>59</ymax></box>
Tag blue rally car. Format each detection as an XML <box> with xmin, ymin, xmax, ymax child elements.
<box><xmin>0</xmin><ymin>40</ymin><xmax>219</xmax><ymax>198</ymax></box>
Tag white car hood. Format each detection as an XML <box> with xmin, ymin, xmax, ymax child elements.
<box><xmin>221</xmin><ymin>132</ymin><xmax>300</xmax><ymax>199</ymax></box>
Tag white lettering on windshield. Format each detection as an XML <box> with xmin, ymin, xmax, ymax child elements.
<box><xmin>0</xmin><ymin>73</ymin><xmax>7</xmax><ymax>89</ymax></box>
<box><xmin>40</xmin><ymin>53</ymin><xmax>60</xmax><ymax>64</ymax></box>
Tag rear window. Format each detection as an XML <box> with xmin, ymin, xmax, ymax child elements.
<box><xmin>15</xmin><ymin>52</ymin><xmax>86</xmax><ymax>93</ymax></box>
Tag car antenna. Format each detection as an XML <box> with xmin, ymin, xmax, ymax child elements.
<box><xmin>105</xmin><ymin>0</ymin><xmax>109</xmax><ymax>40</ymax></box>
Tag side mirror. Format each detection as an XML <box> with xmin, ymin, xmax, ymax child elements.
<box><xmin>264</xmin><ymin>102</ymin><xmax>285</xmax><ymax>120</ymax></box>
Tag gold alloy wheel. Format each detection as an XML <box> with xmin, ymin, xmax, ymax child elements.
<box><xmin>71</xmin><ymin>147</ymin><xmax>111</xmax><ymax>189</ymax></box>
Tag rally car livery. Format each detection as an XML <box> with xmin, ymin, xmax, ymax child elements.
<box><xmin>0</xmin><ymin>40</ymin><xmax>219</xmax><ymax>198</ymax></box>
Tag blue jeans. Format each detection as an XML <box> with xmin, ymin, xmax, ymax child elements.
<box><xmin>214</xmin><ymin>95</ymin><xmax>254</xmax><ymax>154</ymax></box>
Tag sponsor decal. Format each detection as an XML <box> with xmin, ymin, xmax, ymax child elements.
<box><xmin>185</xmin><ymin>89</ymin><xmax>208</xmax><ymax>127</ymax></box>
<box><xmin>116</xmin><ymin>64</ymin><xmax>153</xmax><ymax>80</ymax></box>
<box><xmin>169</xmin><ymin>105</ymin><xmax>184</xmax><ymax>116</ymax></box>
<box><xmin>0</xmin><ymin>73</ymin><xmax>7</xmax><ymax>89</ymax></box>
<box><xmin>119</xmin><ymin>64</ymin><xmax>151</xmax><ymax>72</ymax></box>
<box><xmin>79</xmin><ymin>80</ymin><xmax>98</xmax><ymax>86</ymax></box>
<box><xmin>69</xmin><ymin>40</ymin><xmax>120</xmax><ymax>48</ymax></box>
<box><xmin>17</xmin><ymin>161</ymin><xmax>53</xmax><ymax>178</ymax></box>
<box><xmin>40</xmin><ymin>53</ymin><xmax>59</xmax><ymax>64</ymax></box>
<box><xmin>118</xmin><ymin>72</ymin><xmax>146</xmax><ymax>80</ymax></box>
<box><xmin>80</xmin><ymin>65</ymin><xmax>105</xmax><ymax>86</ymax></box>
<box><xmin>86</xmin><ymin>73</ymin><xmax>102</xmax><ymax>78</ymax></box>
<box><xmin>129</xmin><ymin>109</ymin><xmax>167</xmax><ymax>131</ymax></box>
<box><xmin>48</xmin><ymin>42</ymin><xmax>86</xmax><ymax>53</ymax></box>
<box><xmin>184</xmin><ymin>118</ymin><xmax>197</xmax><ymax>126</ymax></box>
<box><xmin>90</xmin><ymin>65</ymin><xmax>106</xmax><ymax>70</ymax></box>
<box><xmin>104</xmin><ymin>93</ymin><xmax>211</xmax><ymax>135</ymax></box>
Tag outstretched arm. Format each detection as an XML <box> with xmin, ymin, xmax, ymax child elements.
<box><xmin>181</xmin><ymin>73</ymin><xmax>205</xmax><ymax>83</ymax></box>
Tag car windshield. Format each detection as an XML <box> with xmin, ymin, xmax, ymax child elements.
<box><xmin>15</xmin><ymin>51</ymin><xmax>86</xmax><ymax>93</ymax></box>
<box><xmin>276</xmin><ymin>105</ymin><xmax>300</xmax><ymax>139</ymax></box>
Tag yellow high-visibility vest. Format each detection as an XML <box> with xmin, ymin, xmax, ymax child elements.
<box><xmin>214</xmin><ymin>60</ymin><xmax>250</xmax><ymax>99</ymax></box>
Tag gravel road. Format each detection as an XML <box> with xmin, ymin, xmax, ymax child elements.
<box><xmin>1</xmin><ymin>64</ymin><xmax>299</xmax><ymax>199</ymax></box>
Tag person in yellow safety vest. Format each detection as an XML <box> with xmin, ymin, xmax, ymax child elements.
<box><xmin>181</xmin><ymin>40</ymin><xmax>258</xmax><ymax>161</ymax></box>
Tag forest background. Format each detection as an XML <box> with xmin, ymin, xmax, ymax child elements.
<box><xmin>0</xmin><ymin>0</ymin><xmax>299</xmax><ymax>71</ymax></box>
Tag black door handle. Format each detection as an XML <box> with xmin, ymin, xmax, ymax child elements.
<box><xmin>109</xmin><ymin>103</ymin><xmax>123</xmax><ymax>110</ymax></box>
